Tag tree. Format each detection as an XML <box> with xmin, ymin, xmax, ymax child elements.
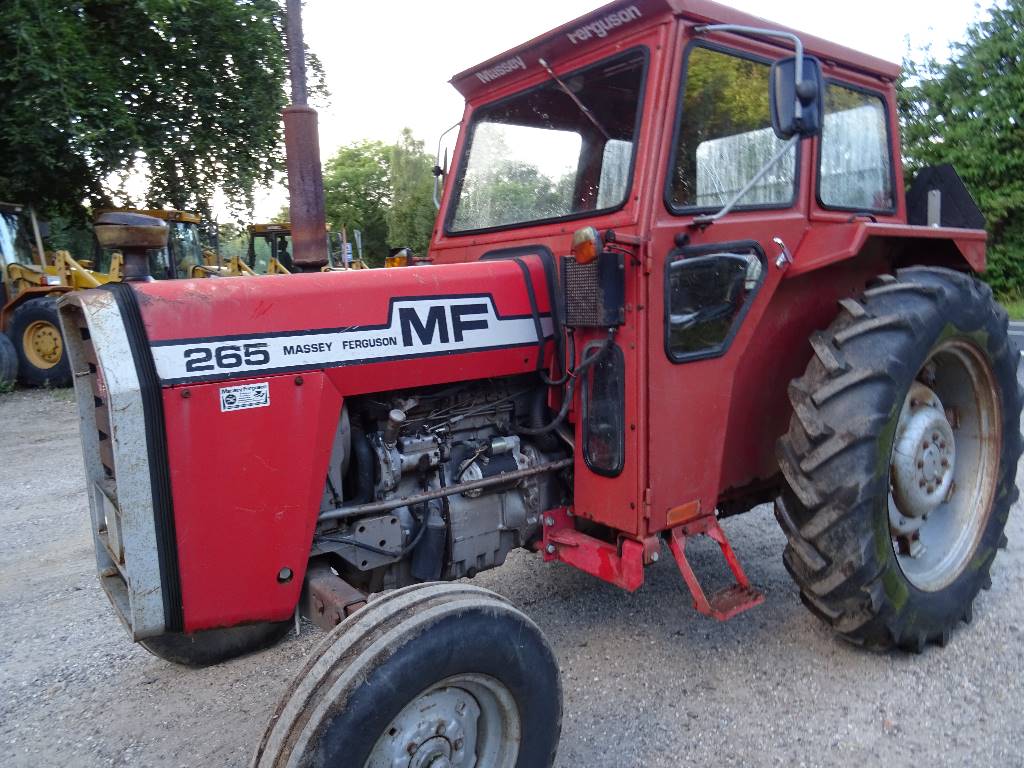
<box><xmin>387</xmin><ymin>129</ymin><xmax>437</xmax><ymax>256</ymax></box>
<box><xmin>899</xmin><ymin>1</ymin><xmax>1024</xmax><ymax>296</ymax></box>
<box><xmin>320</xmin><ymin>130</ymin><xmax>438</xmax><ymax>265</ymax></box>
<box><xmin>322</xmin><ymin>140</ymin><xmax>391</xmax><ymax>265</ymax></box>
<box><xmin>0</xmin><ymin>0</ymin><xmax>323</xmax><ymax>221</ymax></box>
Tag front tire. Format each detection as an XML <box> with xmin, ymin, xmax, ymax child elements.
<box><xmin>253</xmin><ymin>583</ymin><xmax>562</xmax><ymax>768</ymax></box>
<box><xmin>0</xmin><ymin>334</ymin><xmax>17</xmax><ymax>386</ymax></box>
<box><xmin>8</xmin><ymin>296</ymin><xmax>71</xmax><ymax>387</ymax></box>
<box><xmin>775</xmin><ymin>267</ymin><xmax>1022</xmax><ymax>651</ymax></box>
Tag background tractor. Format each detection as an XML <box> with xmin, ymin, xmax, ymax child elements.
<box><xmin>247</xmin><ymin>222</ymin><xmax>370</xmax><ymax>274</ymax></box>
<box><xmin>59</xmin><ymin>1</ymin><xmax>1022</xmax><ymax>766</ymax></box>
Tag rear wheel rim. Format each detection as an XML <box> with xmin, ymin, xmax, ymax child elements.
<box><xmin>365</xmin><ymin>673</ymin><xmax>520</xmax><ymax>768</ymax></box>
<box><xmin>888</xmin><ymin>338</ymin><xmax>1002</xmax><ymax>592</ymax></box>
<box><xmin>22</xmin><ymin>320</ymin><xmax>62</xmax><ymax>369</ymax></box>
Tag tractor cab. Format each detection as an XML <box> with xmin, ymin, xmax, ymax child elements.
<box><xmin>95</xmin><ymin>208</ymin><xmax>206</xmax><ymax>280</ymax></box>
<box><xmin>0</xmin><ymin>202</ymin><xmax>49</xmax><ymax>301</ymax></box>
<box><xmin>247</xmin><ymin>223</ymin><xmax>295</xmax><ymax>273</ymax></box>
<box><xmin>247</xmin><ymin>224</ymin><xmax>369</xmax><ymax>273</ymax></box>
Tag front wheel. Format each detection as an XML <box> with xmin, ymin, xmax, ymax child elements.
<box><xmin>253</xmin><ymin>583</ymin><xmax>562</xmax><ymax>768</ymax></box>
<box><xmin>776</xmin><ymin>267</ymin><xmax>1022</xmax><ymax>652</ymax></box>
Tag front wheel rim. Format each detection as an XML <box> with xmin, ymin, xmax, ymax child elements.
<box><xmin>888</xmin><ymin>338</ymin><xmax>1002</xmax><ymax>592</ymax></box>
<box><xmin>22</xmin><ymin>320</ymin><xmax>62</xmax><ymax>369</ymax></box>
<box><xmin>366</xmin><ymin>673</ymin><xmax>521</xmax><ymax>768</ymax></box>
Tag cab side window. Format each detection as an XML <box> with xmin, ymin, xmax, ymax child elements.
<box><xmin>668</xmin><ymin>46</ymin><xmax>797</xmax><ymax>211</ymax></box>
<box><xmin>818</xmin><ymin>84</ymin><xmax>894</xmax><ymax>211</ymax></box>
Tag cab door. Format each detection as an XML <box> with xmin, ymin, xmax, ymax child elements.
<box><xmin>644</xmin><ymin>36</ymin><xmax>814</xmax><ymax>532</ymax></box>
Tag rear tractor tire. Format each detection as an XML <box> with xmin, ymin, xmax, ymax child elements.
<box><xmin>0</xmin><ymin>334</ymin><xmax>17</xmax><ymax>388</ymax></box>
<box><xmin>253</xmin><ymin>582</ymin><xmax>562</xmax><ymax>768</ymax></box>
<box><xmin>8</xmin><ymin>296</ymin><xmax>71</xmax><ymax>388</ymax></box>
<box><xmin>776</xmin><ymin>267</ymin><xmax>1022</xmax><ymax>652</ymax></box>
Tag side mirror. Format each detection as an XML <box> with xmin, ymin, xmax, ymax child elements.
<box><xmin>770</xmin><ymin>55</ymin><xmax>824</xmax><ymax>140</ymax></box>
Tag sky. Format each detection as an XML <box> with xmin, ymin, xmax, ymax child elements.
<box><xmin>244</xmin><ymin>0</ymin><xmax>985</xmax><ymax>219</ymax></box>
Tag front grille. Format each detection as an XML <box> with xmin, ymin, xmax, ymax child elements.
<box><xmin>71</xmin><ymin>310</ymin><xmax>116</xmax><ymax>481</ymax></box>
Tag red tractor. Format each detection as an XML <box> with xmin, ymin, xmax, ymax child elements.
<box><xmin>60</xmin><ymin>1</ymin><xmax>1020</xmax><ymax>765</ymax></box>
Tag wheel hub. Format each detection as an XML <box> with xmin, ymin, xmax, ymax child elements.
<box><xmin>888</xmin><ymin>340</ymin><xmax>1002</xmax><ymax>592</ymax></box>
<box><xmin>23</xmin><ymin>319</ymin><xmax>62</xmax><ymax>369</ymax></box>
<box><xmin>374</xmin><ymin>686</ymin><xmax>477</xmax><ymax>768</ymax></box>
<box><xmin>890</xmin><ymin>382</ymin><xmax>955</xmax><ymax>525</ymax></box>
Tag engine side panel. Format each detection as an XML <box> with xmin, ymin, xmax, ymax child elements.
<box><xmin>163</xmin><ymin>372</ymin><xmax>342</xmax><ymax>632</ymax></box>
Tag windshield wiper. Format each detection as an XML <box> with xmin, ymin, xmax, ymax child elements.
<box><xmin>538</xmin><ymin>58</ymin><xmax>611</xmax><ymax>141</ymax></box>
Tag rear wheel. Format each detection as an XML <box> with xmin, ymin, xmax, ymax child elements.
<box><xmin>253</xmin><ymin>583</ymin><xmax>562</xmax><ymax>768</ymax></box>
<box><xmin>776</xmin><ymin>267</ymin><xmax>1022</xmax><ymax>651</ymax></box>
<box><xmin>0</xmin><ymin>334</ymin><xmax>17</xmax><ymax>387</ymax></box>
<box><xmin>9</xmin><ymin>297</ymin><xmax>71</xmax><ymax>387</ymax></box>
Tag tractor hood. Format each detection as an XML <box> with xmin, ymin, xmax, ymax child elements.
<box><xmin>129</xmin><ymin>258</ymin><xmax>555</xmax><ymax>393</ymax></box>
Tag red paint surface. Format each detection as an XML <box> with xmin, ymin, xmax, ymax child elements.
<box><xmin>163</xmin><ymin>373</ymin><xmax>341</xmax><ymax>631</ymax></box>
<box><xmin>133</xmin><ymin>2</ymin><xmax>986</xmax><ymax>631</ymax></box>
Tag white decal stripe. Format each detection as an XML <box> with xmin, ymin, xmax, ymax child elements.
<box><xmin>151</xmin><ymin>297</ymin><xmax>553</xmax><ymax>384</ymax></box>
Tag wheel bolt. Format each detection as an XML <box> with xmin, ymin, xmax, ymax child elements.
<box><xmin>941</xmin><ymin>458</ymin><xmax>949</xmax><ymax>468</ymax></box>
<box><xmin>927</xmin><ymin>485</ymin><xmax>935</xmax><ymax>494</ymax></box>
<box><xmin>917</xmin><ymin>460</ymin><xmax>924</xmax><ymax>469</ymax></box>
<box><xmin>436</xmin><ymin>723</ymin><xmax>446</xmax><ymax>737</ymax></box>
<box><xmin>408</xmin><ymin>743</ymin><xmax>418</xmax><ymax>755</ymax></box>
<box><xmin>454</xmin><ymin>738</ymin><xmax>464</xmax><ymax>751</ymax></box>
<box><xmin>932</xmin><ymin>432</ymin><xmax>939</xmax><ymax>441</ymax></box>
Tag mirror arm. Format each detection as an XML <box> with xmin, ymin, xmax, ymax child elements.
<box><xmin>691</xmin><ymin>134</ymin><xmax>799</xmax><ymax>228</ymax></box>
<box><xmin>694</xmin><ymin>24</ymin><xmax>805</xmax><ymax>124</ymax></box>
<box><xmin>433</xmin><ymin>121</ymin><xmax>460</xmax><ymax>211</ymax></box>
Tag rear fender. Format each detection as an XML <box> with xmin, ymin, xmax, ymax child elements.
<box><xmin>789</xmin><ymin>222</ymin><xmax>986</xmax><ymax>278</ymax></box>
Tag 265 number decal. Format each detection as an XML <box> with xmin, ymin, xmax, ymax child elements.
<box><xmin>183</xmin><ymin>342</ymin><xmax>271</xmax><ymax>373</ymax></box>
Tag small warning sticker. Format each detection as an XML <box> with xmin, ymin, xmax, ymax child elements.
<box><xmin>219</xmin><ymin>382</ymin><xmax>270</xmax><ymax>412</ymax></box>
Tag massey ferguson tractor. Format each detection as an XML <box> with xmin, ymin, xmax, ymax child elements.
<box><xmin>60</xmin><ymin>1</ymin><xmax>1021</xmax><ymax>765</ymax></box>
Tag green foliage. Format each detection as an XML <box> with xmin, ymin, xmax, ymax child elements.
<box><xmin>1000</xmin><ymin>294</ymin><xmax>1024</xmax><ymax>321</ymax></box>
<box><xmin>386</xmin><ymin>129</ymin><xmax>437</xmax><ymax>256</ymax></box>
<box><xmin>0</xmin><ymin>0</ymin><xmax>323</xmax><ymax>222</ymax></box>
<box><xmin>322</xmin><ymin>140</ymin><xmax>391</xmax><ymax>266</ymax></box>
<box><xmin>320</xmin><ymin>130</ymin><xmax>437</xmax><ymax>266</ymax></box>
<box><xmin>898</xmin><ymin>0</ymin><xmax>1024</xmax><ymax>295</ymax></box>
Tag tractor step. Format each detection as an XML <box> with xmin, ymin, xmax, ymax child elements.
<box><xmin>667</xmin><ymin>516</ymin><xmax>765</xmax><ymax>621</ymax></box>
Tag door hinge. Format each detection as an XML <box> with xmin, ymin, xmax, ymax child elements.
<box><xmin>642</xmin><ymin>487</ymin><xmax>653</xmax><ymax>519</ymax></box>
<box><xmin>643</xmin><ymin>256</ymin><xmax>653</xmax><ymax>274</ymax></box>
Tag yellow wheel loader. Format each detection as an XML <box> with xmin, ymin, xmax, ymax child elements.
<box><xmin>0</xmin><ymin>202</ymin><xmax>118</xmax><ymax>387</ymax></box>
<box><xmin>246</xmin><ymin>223</ymin><xmax>371</xmax><ymax>274</ymax></box>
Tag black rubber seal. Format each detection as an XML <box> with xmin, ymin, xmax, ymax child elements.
<box><xmin>103</xmin><ymin>283</ymin><xmax>184</xmax><ymax>632</ymax></box>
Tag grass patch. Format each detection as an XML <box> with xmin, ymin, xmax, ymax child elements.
<box><xmin>0</xmin><ymin>380</ymin><xmax>15</xmax><ymax>395</ymax></box>
<box><xmin>1000</xmin><ymin>295</ymin><xmax>1024</xmax><ymax>321</ymax></box>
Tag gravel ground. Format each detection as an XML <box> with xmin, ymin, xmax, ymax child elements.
<box><xmin>1</xmin><ymin>373</ymin><xmax>1022</xmax><ymax>768</ymax></box>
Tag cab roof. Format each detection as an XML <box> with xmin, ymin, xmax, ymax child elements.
<box><xmin>450</xmin><ymin>0</ymin><xmax>899</xmax><ymax>101</ymax></box>
<box><xmin>249</xmin><ymin>223</ymin><xmax>291</xmax><ymax>234</ymax></box>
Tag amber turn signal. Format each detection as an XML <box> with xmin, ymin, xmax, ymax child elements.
<box><xmin>571</xmin><ymin>226</ymin><xmax>603</xmax><ymax>265</ymax></box>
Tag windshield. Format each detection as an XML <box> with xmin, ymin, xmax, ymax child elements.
<box><xmin>249</xmin><ymin>232</ymin><xmax>294</xmax><ymax>273</ymax></box>
<box><xmin>168</xmin><ymin>222</ymin><xmax>204</xmax><ymax>278</ymax></box>
<box><xmin>448</xmin><ymin>49</ymin><xmax>646</xmax><ymax>233</ymax></box>
<box><xmin>0</xmin><ymin>209</ymin><xmax>38</xmax><ymax>267</ymax></box>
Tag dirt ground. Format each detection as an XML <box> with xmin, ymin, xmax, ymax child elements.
<box><xmin>1</xmin><ymin>376</ymin><xmax>1023</xmax><ymax>768</ymax></box>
